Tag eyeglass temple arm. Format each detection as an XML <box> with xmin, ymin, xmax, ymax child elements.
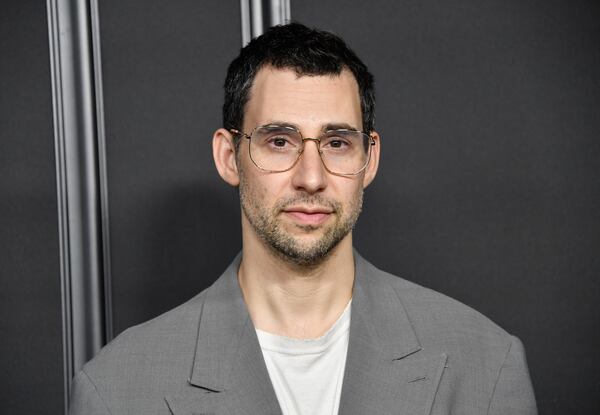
<box><xmin>228</xmin><ymin>128</ymin><xmax>251</xmax><ymax>139</ymax></box>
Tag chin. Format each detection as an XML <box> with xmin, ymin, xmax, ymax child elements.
<box><xmin>271</xmin><ymin>232</ymin><xmax>348</xmax><ymax>267</ymax></box>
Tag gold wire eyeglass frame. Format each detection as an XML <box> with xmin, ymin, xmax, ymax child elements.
<box><xmin>229</xmin><ymin>125</ymin><xmax>376</xmax><ymax>176</ymax></box>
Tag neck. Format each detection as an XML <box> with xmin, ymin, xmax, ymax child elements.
<box><xmin>238</xmin><ymin>222</ymin><xmax>355</xmax><ymax>339</ymax></box>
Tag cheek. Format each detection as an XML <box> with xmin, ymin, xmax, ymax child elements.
<box><xmin>240</xmin><ymin>173</ymin><xmax>282</xmax><ymax>212</ymax></box>
<box><xmin>350</xmin><ymin>184</ymin><xmax>364</xmax><ymax>210</ymax></box>
<box><xmin>336</xmin><ymin>178</ymin><xmax>364</xmax><ymax>204</ymax></box>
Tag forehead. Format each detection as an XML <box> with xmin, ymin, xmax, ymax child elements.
<box><xmin>244</xmin><ymin>66</ymin><xmax>362</xmax><ymax>131</ymax></box>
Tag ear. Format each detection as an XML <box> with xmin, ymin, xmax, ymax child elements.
<box><xmin>362</xmin><ymin>131</ymin><xmax>381</xmax><ymax>189</ymax></box>
<box><xmin>212</xmin><ymin>128</ymin><xmax>240</xmax><ymax>186</ymax></box>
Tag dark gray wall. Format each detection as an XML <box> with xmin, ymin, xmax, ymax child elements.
<box><xmin>6</xmin><ymin>0</ymin><xmax>590</xmax><ymax>413</ymax></box>
<box><xmin>0</xmin><ymin>1</ymin><xmax>64</xmax><ymax>413</ymax></box>
<box><xmin>293</xmin><ymin>1</ymin><xmax>600</xmax><ymax>414</ymax></box>
<box><xmin>98</xmin><ymin>0</ymin><xmax>243</xmax><ymax>335</ymax></box>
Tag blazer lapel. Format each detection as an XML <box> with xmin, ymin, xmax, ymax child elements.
<box><xmin>165</xmin><ymin>253</ymin><xmax>282</xmax><ymax>415</ymax></box>
<box><xmin>337</xmin><ymin>253</ymin><xmax>447</xmax><ymax>415</ymax></box>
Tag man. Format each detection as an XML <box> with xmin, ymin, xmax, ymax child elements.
<box><xmin>70</xmin><ymin>23</ymin><xmax>537</xmax><ymax>414</ymax></box>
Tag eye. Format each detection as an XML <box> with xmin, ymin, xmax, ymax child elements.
<box><xmin>269</xmin><ymin>136</ymin><xmax>290</xmax><ymax>147</ymax></box>
<box><xmin>328</xmin><ymin>139</ymin><xmax>347</xmax><ymax>148</ymax></box>
<box><xmin>322</xmin><ymin>135</ymin><xmax>352</xmax><ymax>150</ymax></box>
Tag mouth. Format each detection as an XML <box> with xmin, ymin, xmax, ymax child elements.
<box><xmin>282</xmin><ymin>206</ymin><xmax>334</xmax><ymax>225</ymax></box>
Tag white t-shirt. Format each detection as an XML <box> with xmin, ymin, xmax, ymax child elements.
<box><xmin>255</xmin><ymin>300</ymin><xmax>352</xmax><ymax>415</ymax></box>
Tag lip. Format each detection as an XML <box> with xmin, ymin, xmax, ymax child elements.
<box><xmin>283</xmin><ymin>206</ymin><xmax>334</xmax><ymax>214</ymax></box>
<box><xmin>283</xmin><ymin>207</ymin><xmax>333</xmax><ymax>225</ymax></box>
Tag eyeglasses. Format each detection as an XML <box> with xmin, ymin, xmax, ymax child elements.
<box><xmin>229</xmin><ymin>124</ymin><xmax>376</xmax><ymax>176</ymax></box>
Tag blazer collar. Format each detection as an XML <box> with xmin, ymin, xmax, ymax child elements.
<box><xmin>337</xmin><ymin>252</ymin><xmax>447</xmax><ymax>415</ymax></box>
<box><xmin>173</xmin><ymin>253</ymin><xmax>281</xmax><ymax>414</ymax></box>
<box><xmin>189</xmin><ymin>252</ymin><xmax>250</xmax><ymax>392</ymax></box>
<box><xmin>351</xmin><ymin>250</ymin><xmax>422</xmax><ymax>360</ymax></box>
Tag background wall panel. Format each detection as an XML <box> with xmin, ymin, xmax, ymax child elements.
<box><xmin>0</xmin><ymin>1</ymin><xmax>64</xmax><ymax>413</ymax></box>
<box><xmin>98</xmin><ymin>0</ymin><xmax>243</xmax><ymax>335</ymax></box>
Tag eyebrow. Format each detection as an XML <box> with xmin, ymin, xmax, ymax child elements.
<box><xmin>324</xmin><ymin>122</ymin><xmax>359</xmax><ymax>132</ymax></box>
<box><xmin>263</xmin><ymin>121</ymin><xmax>360</xmax><ymax>132</ymax></box>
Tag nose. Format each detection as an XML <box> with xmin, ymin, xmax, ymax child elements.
<box><xmin>290</xmin><ymin>138</ymin><xmax>327</xmax><ymax>194</ymax></box>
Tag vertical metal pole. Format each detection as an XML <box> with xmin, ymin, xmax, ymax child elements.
<box><xmin>47</xmin><ymin>0</ymin><xmax>112</xmax><ymax>411</ymax></box>
<box><xmin>90</xmin><ymin>0</ymin><xmax>113</xmax><ymax>348</ymax></box>
<box><xmin>240</xmin><ymin>0</ymin><xmax>291</xmax><ymax>46</ymax></box>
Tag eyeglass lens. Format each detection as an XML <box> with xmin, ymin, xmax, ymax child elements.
<box><xmin>249</xmin><ymin>126</ymin><xmax>370</xmax><ymax>174</ymax></box>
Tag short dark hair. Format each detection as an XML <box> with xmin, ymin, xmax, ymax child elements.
<box><xmin>222</xmin><ymin>22</ymin><xmax>375</xmax><ymax>145</ymax></box>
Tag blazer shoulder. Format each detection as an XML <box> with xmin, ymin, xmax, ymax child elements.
<box><xmin>81</xmin><ymin>289</ymin><xmax>209</xmax><ymax>391</ymax></box>
<box><xmin>364</xmin><ymin>260</ymin><xmax>513</xmax><ymax>352</ymax></box>
<box><xmin>382</xmin><ymin>267</ymin><xmax>538</xmax><ymax>413</ymax></box>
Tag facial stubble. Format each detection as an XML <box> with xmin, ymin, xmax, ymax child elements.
<box><xmin>238</xmin><ymin>168</ymin><xmax>363</xmax><ymax>267</ymax></box>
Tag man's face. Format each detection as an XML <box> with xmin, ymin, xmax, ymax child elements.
<box><xmin>236</xmin><ymin>66</ymin><xmax>378</xmax><ymax>266</ymax></box>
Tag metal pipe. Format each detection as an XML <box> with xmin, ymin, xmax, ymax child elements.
<box><xmin>46</xmin><ymin>0</ymin><xmax>112</xmax><ymax>410</ymax></box>
<box><xmin>241</xmin><ymin>0</ymin><xmax>291</xmax><ymax>46</ymax></box>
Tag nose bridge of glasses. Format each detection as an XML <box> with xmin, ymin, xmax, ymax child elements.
<box><xmin>300</xmin><ymin>136</ymin><xmax>322</xmax><ymax>152</ymax></box>
<box><xmin>296</xmin><ymin>136</ymin><xmax>326</xmax><ymax>173</ymax></box>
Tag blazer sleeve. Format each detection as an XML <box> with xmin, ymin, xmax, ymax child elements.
<box><xmin>69</xmin><ymin>370</ymin><xmax>112</xmax><ymax>415</ymax></box>
<box><xmin>488</xmin><ymin>335</ymin><xmax>538</xmax><ymax>415</ymax></box>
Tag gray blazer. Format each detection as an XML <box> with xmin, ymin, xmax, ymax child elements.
<box><xmin>70</xmin><ymin>252</ymin><xmax>537</xmax><ymax>414</ymax></box>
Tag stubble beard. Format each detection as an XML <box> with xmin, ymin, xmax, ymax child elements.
<box><xmin>239</xmin><ymin>172</ymin><xmax>363</xmax><ymax>267</ymax></box>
